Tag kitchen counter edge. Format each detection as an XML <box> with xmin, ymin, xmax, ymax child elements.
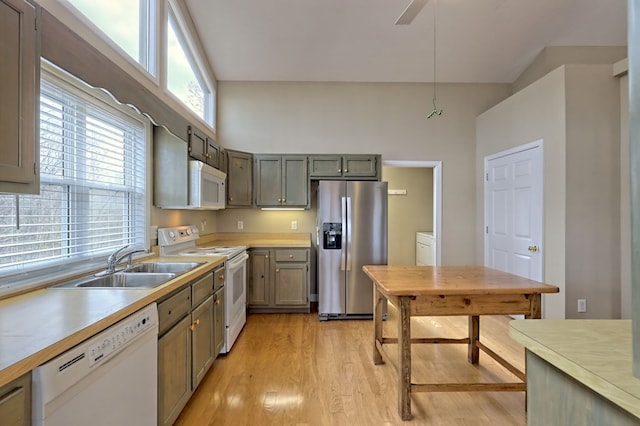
<box><xmin>0</xmin><ymin>255</ymin><xmax>225</xmax><ymax>387</ymax></box>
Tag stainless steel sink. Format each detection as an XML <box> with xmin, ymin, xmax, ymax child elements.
<box><xmin>124</xmin><ymin>262</ymin><xmax>204</xmax><ymax>274</ymax></box>
<box><xmin>53</xmin><ymin>272</ymin><xmax>177</xmax><ymax>289</ymax></box>
<box><xmin>51</xmin><ymin>261</ymin><xmax>204</xmax><ymax>289</ymax></box>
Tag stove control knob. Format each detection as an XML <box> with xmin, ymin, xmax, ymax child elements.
<box><xmin>168</xmin><ymin>231</ymin><xmax>176</xmax><ymax>238</ymax></box>
<box><xmin>191</xmin><ymin>226</ymin><xmax>198</xmax><ymax>234</ymax></box>
<box><xmin>186</xmin><ymin>228</ymin><xmax>191</xmax><ymax>235</ymax></box>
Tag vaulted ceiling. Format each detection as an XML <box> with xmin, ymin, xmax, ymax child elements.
<box><xmin>184</xmin><ymin>0</ymin><xmax>627</xmax><ymax>83</ymax></box>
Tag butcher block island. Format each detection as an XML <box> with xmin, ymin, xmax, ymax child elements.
<box><xmin>362</xmin><ymin>265</ymin><xmax>559</xmax><ymax>421</ymax></box>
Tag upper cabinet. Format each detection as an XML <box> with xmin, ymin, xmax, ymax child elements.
<box><xmin>226</xmin><ymin>149</ymin><xmax>253</xmax><ymax>208</ymax></box>
<box><xmin>0</xmin><ymin>0</ymin><xmax>39</xmax><ymax>194</ymax></box>
<box><xmin>188</xmin><ymin>125</ymin><xmax>220</xmax><ymax>169</ymax></box>
<box><xmin>254</xmin><ymin>155</ymin><xmax>308</xmax><ymax>208</ymax></box>
<box><xmin>309</xmin><ymin>155</ymin><xmax>380</xmax><ymax>180</ymax></box>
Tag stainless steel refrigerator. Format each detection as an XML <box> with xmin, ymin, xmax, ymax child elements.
<box><xmin>317</xmin><ymin>180</ymin><xmax>388</xmax><ymax>320</ymax></box>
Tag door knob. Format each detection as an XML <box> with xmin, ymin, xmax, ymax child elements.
<box><xmin>528</xmin><ymin>245</ymin><xmax>538</xmax><ymax>252</ymax></box>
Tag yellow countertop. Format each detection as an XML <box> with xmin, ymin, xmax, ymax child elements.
<box><xmin>509</xmin><ymin>319</ymin><xmax>640</xmax><ymax>419</ymax></box>
<box><xmin>0</xmin><ymin>255</ymin><xmax>225</xmax><ymax>387</ymax></box>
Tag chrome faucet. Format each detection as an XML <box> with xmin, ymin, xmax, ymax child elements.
<box><xmin>106</xmin><ymin>245</ymin><xmax>148</xmax><ymax>273</ymax></box>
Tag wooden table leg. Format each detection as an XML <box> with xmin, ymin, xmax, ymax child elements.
<box><xmin>468</xmin><ymin>315</ymin><xmax>480</xmax><ymax>364</ymax></box>
<box><xmin>373</xmin><ymin>285</ymin><xmax>385</xmax><ymax>365</ymax></box>
<box><xmin>398</xmin><ymin>296</ymin><xmax>412</xmax><ymax>420</ymax></box>
<box><xmin>526</xmin><ymin>294</ymin><xmax>542</xmax><ymax>319</ymax></box>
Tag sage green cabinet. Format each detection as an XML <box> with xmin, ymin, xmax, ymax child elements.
<box><xmin>248</xmin><ymin>248</ymin><xmax>271</xmax><ymax>306</ymax></box>
<box><xmin>213</xmin><ymin>286</ymin><xmax>225</xmax><ymax>355</ymax></box>
<box><xmin>309</xmin><ymin>155</ymin><xmax>380</xmax><ymax>180</ymax></box>
<box><xmin>158</xmin><ymin>314</ymin><xmax>191</xmax><ymax>426</ymax></box>
<box><xmin>0</xmin><ymin>372</ymin><xmax>30</xmax><ymax>426</ymax></box>
<box><xmin>157</xmin><ymin>272</ymin><xmax>216</xmax><ymax>426</ymax></box>
<box><xmin>226</xmin><ymin>149</ymin><xmax>253</xmax><ymax>207</ymax></box>
<box><xmin>188</xmin><ymin>125</ymin><xmax>220</xmax><ymax>169</ymax></box>
<box><xmin>0</xmin><ymin>0</ymin><xmax>39</xmax><ymax>194</ymax></box>
<box><xmin>249</xmin><ymin>248</ymin><xmax>309</xmax><ymax>312</ymax></box>
<box><xmin>254</xmin><ymin>155</ymin><xmax>309</xmax><ymax>207</ymax></box>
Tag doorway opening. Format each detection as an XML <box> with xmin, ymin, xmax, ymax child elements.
<box><xmin>383</xmin><ymin>160</ymin><xmax>442</xmax><ymax>266</ymax></box>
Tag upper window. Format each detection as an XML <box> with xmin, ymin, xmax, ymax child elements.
<box><xmin>65</xmin><ymin>0</ymin><xmax>155</xmax><ymax>75</ymax></box>
<box><xmin>166</xmin><ymin>5</ymin><xmax>214</xmax><ymax>125</ymax></box>
<box><xmin>0</xmin><ymin>63</ymin><xmax>148</xmax><ymax>292</ymax></box>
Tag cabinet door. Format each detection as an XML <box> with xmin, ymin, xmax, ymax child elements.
<box><xmin>342</xmin><ymin>155</ymin><xmax>379</xmax><ymax>178</ymax></box>
<box><xmin>213</xmin><ymin>287</ymin><xmax>225</xmax><ymax>356</ymax></box>
<box><xmin>227</xmin><ymin>150</ymin><xmax>253</xmax><ymax>207</ymax></box>
<box><xmin>187</xmin><ymin>125</ymin><xmax>207</xmax><ymax>163</ymax></box>
<box><xmin>205</xmin><ymin>139</ymin><xmax>220</xmax><ymax>168</ymax></box>
<box><xmin>282</xmin><ymin>155</ymin><xmax>308</xmax><ymax>207</ymax></box>
<box><xmin>191</xmin><ymin>295</ymin><xmax>214</xmax><ymax>389</ymax></box>
<box><xmin>0</xmin><ymin>0</ymin><xmax>38</xmax><ymax>194</ymax></box>
<box><xmin>274</xmin><ymin>263</ymin><xmax>307</xmax><ymax>306</ymax></box>
<box><xmin>0</xmin><ymin>372</ymin><xmax>30</xmax><ymax>426</ymax></box>
<box><xmin>249</xmin><ymin>249</ymin><xmax>271</xmax><ymax>305</ymax></box>
<box><xmin>158</xmin><ymin>315</ymin><xmax>192</xmax><ymax>426</ymax></box>
<box><xmin>309</xmin><ymin>155</ymin><xmax>342</xmax><ymax>177</ymax></box>
<box><xmin>255</xmin><ymin>155</ymin><xmax>282</xmax><ymax>206</ymax></box>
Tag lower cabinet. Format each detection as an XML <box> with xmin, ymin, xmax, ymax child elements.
<box><xmin>248</xmin><ymin>248</ymin><xmax>310</xmax><ymax>313</ymax></box>
<box><xmin>157</xmin><ymin>271</ymin><xmax>219</xmax><ymax>426</ymax></box>
<box><xmin>213</xmin><ymin>286</ymin><xmax>225</xmax><ymax>355</ymax></box>
<box><xmin>0</xmin><ymin>372</ymin><xmax>30</xmax><ymax>426</ymax></box>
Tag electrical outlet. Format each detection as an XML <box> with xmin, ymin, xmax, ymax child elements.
<box><xmin>237</xmin><ymin>220</ymin><xmax>244</xmax><ymax>230</ymax></box>
<box><xmin>291</xmin><ymin>220</ymin><xmax>298</xmax><ymax>230</ymax></box>
<box><xmin>577</xmin><ymin>299</ymin><xmax>587</xmax><ymax>313</ymax></box>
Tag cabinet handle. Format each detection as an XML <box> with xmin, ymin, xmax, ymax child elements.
<box><xmin>276</xmin><ymin>269</ymin><xmax>280</xmax><ymax>273</ymax></box>
<box><xmin>214</xmin><ymin>298</ymin><xmax>220</xmax><ymax>305</ymax></box>
<box><xmin>196</xmin><ymin>319</ymin><xmax>200</xmax><ymax>325</ymax></box>
<box><xmin>289</xmin><ymin>254</ymin><xmax>294</xmax><ymax>258</ymax></box>
<box><xmin>190</xmin><ymin>324</ymin><xmax>196</xmax><ymax>331</ymax></box>
<box><xmin>0</xmin><ymin>386</ymin><xmax>23</xmax><ymax>406</ymax></box>
<box><xmin>220</xmin><ymin>275</ymin><xmax>225</xmax><ymax>281</ymax></box>
<box><xmin>338</xmin><ymin>168</ymin><xmax>342</xmax><ymax>172</ymax></box>
<box><xmin>344</xmin><ymin>169</ymin><xmax>348</xmax><ymax>173</ymax></box>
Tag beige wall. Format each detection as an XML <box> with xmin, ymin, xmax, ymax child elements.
<box><xmin>512</xmin><ymin>46</ymin><xmax>627</xmax><ymax>93</ymax></box>
<box><xmin>217</xmin><ymin>81</ymin><xmax>511</xmax><ymax>266</ymax></box>
<box><xmin>477</xmin><ymin>67</ymin><xmax>567</xmax><ymax>319</ymax></box>
<box><xmin>564</xmin><ymin>64</ymin><xmax>621</xmax><ymax>319</ymax></box>
<box><xmin>620</xmin><ymin>73</ymin><xmax>631</xmax><ymax>319</ymax></box>
<box><xmin>382</xmin><ymin>167</ymin><xmax>434</xmax><ymax>266</ymax></box>
<box><xmin>477</xmin><ymin>64</ymin><xmax>621</xmax><ymax>320</ymax></box>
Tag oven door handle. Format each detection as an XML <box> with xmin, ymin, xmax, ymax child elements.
<box><xmin>226</xmin><ymin>252</ymin><xmax>249</xmax><ymax>270</ymax></box>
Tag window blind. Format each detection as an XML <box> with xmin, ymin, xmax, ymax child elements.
<box><xmin>0</xmin><ymin>67</ymin><xmax>147</xmax><ymax>278</ymax></box>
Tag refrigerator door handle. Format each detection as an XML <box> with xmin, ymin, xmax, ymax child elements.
<box><xmin>346</xmin><ymin>196</ymin><xmax>352</xmax><ymax>271</ymax></box>
<box><xmin>341</xmin><ymin>196</ymin><xmax>347</xmax><ymax>271</ymax></box>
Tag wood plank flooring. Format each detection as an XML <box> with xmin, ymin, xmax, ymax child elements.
<box><xmin>175</xmin><ymin>305</ymin><xmax>526</xmax><ymax>425</ymax></box>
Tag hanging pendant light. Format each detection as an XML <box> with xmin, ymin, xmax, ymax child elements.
<box><xmin>427</xmin><ymin>0</ymin><xmax>443</xmax><ymax>119</ymax></box>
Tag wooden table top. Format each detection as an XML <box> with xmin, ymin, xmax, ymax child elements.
<box><xmin>362</xmin><ymin>265</ymin><xmax>560</xmax><ymax>297</ymax></box>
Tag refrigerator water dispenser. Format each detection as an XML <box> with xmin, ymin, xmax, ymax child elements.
<box><xmin>322</xmin><ymin>223</ymin><xmax>342</xmax><ymax>249</ymax></box>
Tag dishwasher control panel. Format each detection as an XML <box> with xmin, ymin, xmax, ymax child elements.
<box><xmin>88</xmin><ymin>306</ymin><xmax>158</xmax><ymax>367</ymax></box>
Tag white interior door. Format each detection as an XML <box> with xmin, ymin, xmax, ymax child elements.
<box><xmin>485</xmin><ymin>142</ymin><xmax>543</xmax><ymax>315</ymax></box>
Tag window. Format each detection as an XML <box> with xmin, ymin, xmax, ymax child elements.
<box><xmin>0</xmin><ymin>63</ymin><xmax>148</xmax><ymax>289</ymax></box>
<box><xmin>166</xmin><ymin>4</ymin><xmax>214</xmax><ymax>125</ymax></box>
<box><xmin>65</xmin><ymin>0</ymin><xmax>155</xmax><ymax>74</ymax></box>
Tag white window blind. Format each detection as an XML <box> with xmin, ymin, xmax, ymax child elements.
<box><xmin>0</xmin><ymin>67</ymin><xmax>147</xmax><ymax>281</ymax></box>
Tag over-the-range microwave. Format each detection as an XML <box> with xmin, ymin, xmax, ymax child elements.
<box><xmin>188</xmin><ymin>160</ymin><xmax>226</xmax><ymax>210</ymax></box>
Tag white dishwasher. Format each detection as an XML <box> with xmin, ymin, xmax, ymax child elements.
<box><xmin>32</xmin><ymin>303</ymin><xmax>158</xmax><ymax>426</ymax></box>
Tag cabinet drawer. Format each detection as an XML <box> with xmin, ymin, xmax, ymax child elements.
<box><xmin>158</xmin><ymin>287</ymin><xmax>191</xmax><ymax>335</ymax></box>
<box><xmin>192</xmin><ymin>272</ymin><xmax>213</xmax><ymax>307</ymax></box>
<box><xmin>213</xmin><ymin>266</ymin><xmax>225</xmax><ymax>292</ymax></box>
<box><xmin>275</xmin><ymin>249</ymin><xmax>307</xmax><ymax>262</ymax></box>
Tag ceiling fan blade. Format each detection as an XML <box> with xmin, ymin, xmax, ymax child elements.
<box><xmin>395</xmin><ymin>0</ymin><xmax>429</xmax><ymax>25</ymax></box>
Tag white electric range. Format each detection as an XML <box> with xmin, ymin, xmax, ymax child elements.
<box><xmin>158</xmin><ymin>225</ymin><xmax>248</xmax><ymax>354</ymax></box>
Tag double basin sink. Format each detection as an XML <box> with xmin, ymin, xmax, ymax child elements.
<box><xmin>52</xmin><ymin>262</ymin><xmax>204</xmax><ymax>289</ymax></box>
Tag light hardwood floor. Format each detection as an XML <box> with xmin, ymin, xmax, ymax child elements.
<box><xmin>175</xmin><ymin>305</ymin><xmax>527</xmax><ymax>425</ymax></box>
